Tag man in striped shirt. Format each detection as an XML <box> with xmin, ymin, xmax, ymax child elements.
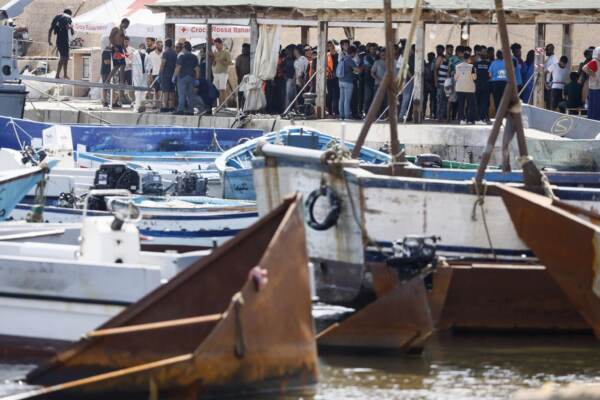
<box><xmin>434</xmin><ymin>44</ymin><xmax>449</xmax><ymax>121</ymax></box>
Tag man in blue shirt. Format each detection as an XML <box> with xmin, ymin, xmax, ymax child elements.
<box><xmin>173</xmin><ymin>41</ymin><xmax>199</xmax><ymax>115</ymax></box>
<box><xmin>338</xmin><ymin>46</ymin><xmax>358</xmax><ymax>120</ymax></box>
<box><xmin>489</xmin><ymin>50</ymin><xmax>507</xmax><ymax>111</ymax></box>
<box><xmin>474</xmin><ymin>45</ymin><xmax>491</xmax><ymax>123</ymax></box>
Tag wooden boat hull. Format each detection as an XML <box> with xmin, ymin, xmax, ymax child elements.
<box><xmin>433</xmin><ymin>263</ymin><xmax>589</xmax><ymax>333</ymax></box>
<box><xmin>497</xmin><ymin>184</ymin><xmax>600</xmax><ymax>337</ymax></box>
<box><xmin>24</xmin><ymin>195</ymin><xmax>317</xmax><ymax>399</ymax></box>
<box><xmin>253</xmin><ymin>147</ymin><xmax>600</xmax><ymax>305</ymax></box>
<box><xmin>318</xmin><ymin>263</ymin><xmax>434</xmax><ymax>353</ymax></box>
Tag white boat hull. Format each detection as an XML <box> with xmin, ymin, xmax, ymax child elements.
<box><xmin>0</xmin><ymin>240</ymin><xmax>207</xmax><ymax>342</ymax></box>
<box><xmin>10</xmin><ymin>204</ymin><xmax>258</xmax><ymax>247</ymax></box>
<box><xmin>252</xmin><ymin>148</ymin><xmax>600</xmax><ymax>302</ymax></box>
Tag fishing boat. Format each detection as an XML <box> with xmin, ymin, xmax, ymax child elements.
<box><xmin>12</xmin><ymin>195</ymin><xmax>258</xmax><ymax>248</ymax></box>
<box><xmin>14</xmin><ymin>196</ymin><xmax>317</xmax><ymax>400</ymax></box>
<box><xmin>0</xmin><ymin>165</ymin><xmax>49</xmax><ymax>220</ymax></box>
<box><xmin>252</xmin><ymin>0</ymin><xmax>600</xmax><ymax>343</ymax></box>
<box><xmin>215</xmin><ymin>126</ymin><xmax>391</xmax><ymax>200</ymax></box>
<box><xmin>0</xmin><ymin>192</ymin><xmax>209</xmax><ymax>352</ymax></box>
<box><xmin>0</xmin><ymin>115</ymin><xmax>263</xmax><ymax>153</ymax></box>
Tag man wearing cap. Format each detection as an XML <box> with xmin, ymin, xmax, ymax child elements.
<box><xmin>210</xmin><ymin>38</ymin><xmax>232</xmax><ymax>106</ymax></box>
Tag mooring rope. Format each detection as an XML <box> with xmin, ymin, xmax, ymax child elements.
<box><xmin>471</xmin><ymin>178</ymin><xmax>497</xmax><ymax>260</ymax></box>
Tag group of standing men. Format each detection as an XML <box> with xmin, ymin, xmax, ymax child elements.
<box><xmin>48</xmin><ymin>10</ymin><xmax>235</xmax><ymax>116</ymax></box>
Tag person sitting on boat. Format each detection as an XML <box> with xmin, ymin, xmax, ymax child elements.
<box><xmin>558</xmin><ymin>72</ymin><xmax>583</xmax><ymax>114</ymax></box>
<box><xmin>582</xmin><ymin>47</ymin><xmax>600</xmax><ymax>121</ymax></box>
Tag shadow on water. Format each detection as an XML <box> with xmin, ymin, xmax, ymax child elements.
<box><xmin>2</xmin><ymin>333</ymin><xmax>600</xmax><ymax>400</ymax></box>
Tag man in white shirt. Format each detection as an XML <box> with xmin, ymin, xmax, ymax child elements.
<box><xmin>131</xmin><ymin>43</ymin><xmax>148</xmax><ymax>113</ymax></box>
<box><xmin>293</xmin><ymin>45</ymin><xmax>309</xmax><ymax>88</ymax></box>
<box><xmin>544</xmin><ymin>43</ymin><xmax>559</xmax><ymax>109</ymax></box>
<box><xmin>123</xmin><ymin>36</ymin><xmax>135</xmax><ymax>105</ymax></box>
<box><xmin>146</xmin><ymin>39</ymin><xmax>163</xmax><ymax>104</ymax></box>
<box><xmin>547</xmin><ymin>55</ymin><xmax>570</xmax><ymax>111</ymax></box>
<box><xmin>455</xmin><ymin>53</ymin><xmax>477</xmax><ymax>124</ymax></box>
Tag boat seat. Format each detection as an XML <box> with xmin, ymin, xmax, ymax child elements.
<box><xmin>566</xmin><ymin>107</ymin><xmax>587</xmax><ymax>116</ymax></box>
<box><xmin>285</xmin><ymin>134</ymin><xmax>320</xmax><ymax>150</ymax></box>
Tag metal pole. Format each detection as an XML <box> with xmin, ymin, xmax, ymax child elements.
<box><xmin>384</xmin><ymin>0</ymin><xmax>399</xmax><ymax>160</ymax></box>
<box><xmin>282</xmin><ymin>71</ymin><xmax>316</xmax><ymax>116</ymax></box>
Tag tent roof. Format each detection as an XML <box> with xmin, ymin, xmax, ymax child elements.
<box><xmin>148</xmin><ymin>0</ymin><xmax>600</xmax><ymax>23</ymax></box>
<box><xmin>74</xmin><ymin>0</ymin><xmax>165</xmax><ymax>37</ymax></box>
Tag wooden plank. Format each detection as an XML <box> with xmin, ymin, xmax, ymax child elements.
<box><xmin>562</xmin><ymin>23</ymin><xmax>572</xmax><ymax>70</ymax></box>
<box><xmin>300</xmin><ymin>26</ymin><xmax>309</xmax><ymax>45</ymax></box>
<box><xmin>206</xmin><ymin>24</ymin><xmax>213</xmax><ymax>81</ymax></box>
<box><xmin>384</xmin><ymin>0</ymin><xmax>399</xmax><ymax>158</ymax></box>
<box><xmin>316</xmin><ymin>20</ymin><xmax>328</xmax><ymax>119</ymax></box>
<box><xmin>534</xmin><ymin>23</ymin><xmax>546</xmax><ymax>108</ymax></box>
<box><xmin>412</xmin><ymin>20</ymin><xmax>425</xmax><ymax>123</ymax></box>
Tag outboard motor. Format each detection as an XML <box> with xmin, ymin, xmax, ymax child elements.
<box><xmin>141</xmin><ymin>171</ymin><xmax>163</xmax><ymax>196</ymax></box>
<box><xmin>57</xmin><ymin>191</ymin><xmax>76</xmax><ymax>208</ymax></box>
<box><xmin>89</xmin><ymin>164</ymin><xmax>140</xmax><ymax>211</ymax></box>
<box><xmin>415</xmin><ymin>154</ymin><xmax>443</xmax><ymax>168</ymax></box>
<box><xmin>173</xmin><ymin>172</ymin><xmax>208</xmax><ymax>196</ymax></box>
<box><xmin>386</xmin><ymin>235</ymin><xmax>440</xmax><ymax>282</ymax></box>
<box><xmin>93</xmin><ymin>163</ymin><xmax>140</xmax><ymax>192</ymax></box>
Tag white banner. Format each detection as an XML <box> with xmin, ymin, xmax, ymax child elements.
<box><xmin>176</xmin><ymin>25</ymin><xmax>250</xmax><ymax>40</ymax></box>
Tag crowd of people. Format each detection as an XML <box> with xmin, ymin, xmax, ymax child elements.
<box><xmin>267</xmin><ymin>40</ymin><xmax>600</xmax><ymax>122</ymax></box>
<box><xmin>47</xmin><ymin>8</ymin><xmax>600</xmax><ymax>121</ymax></box>
<box><xmin>98</xmin><ymin>17</ymin><xmax>235</xmax><ymax>115</ymax></box>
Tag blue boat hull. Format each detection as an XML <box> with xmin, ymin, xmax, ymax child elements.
<box><xmin>217</xmin><ymin>127</ymin><xmax>391</xmax><ymax>200</ymax></box>
<box><xmin>0</xmin><ymin>168</ymin><xmax>44</xmax><ymax>220</ymax></box>
<box><xmin>0</xmin><ymin>116</ymin><xmax>263</xmax><ymax>153</ymax></box>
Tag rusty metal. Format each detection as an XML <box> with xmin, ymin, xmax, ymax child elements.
<box><xmin>435</xmin><ymin>263</ymin><xmax>589</xmax><ymax>333</ymax></box>
<box><xmin>497</xmin><ymin>184</ymin><xmax>600</xmax><ymax>338</ymax></box>
<box><xmin>23</xmin><ymin>194</ymin><xmax>318</xmax><ymax>399</ymax></box>
<box><xmin>317</xmin><ymin>263</ymin><xmax>434</xmax><ymax>353</ymax></box>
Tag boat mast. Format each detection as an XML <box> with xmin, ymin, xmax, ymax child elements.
<box><xmin>351</xmin><ymin>0</ymin><xmax>421</xmax><ymax>167</ymax></box>
<box><xmin>475</xmin><ymin>0</ymin><xmax>543</xmax><ymax>187</ymax></box>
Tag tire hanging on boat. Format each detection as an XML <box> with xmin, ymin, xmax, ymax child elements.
<box><xmin>305</xmin><ymin>184</ymin><xmax>341</xmax><ymax>231</ymax></box>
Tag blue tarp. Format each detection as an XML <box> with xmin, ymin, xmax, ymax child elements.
<box><xmin>0</xmin><ymin>116</ymin><xmax>263</xmax><ymax>152</ymax></box>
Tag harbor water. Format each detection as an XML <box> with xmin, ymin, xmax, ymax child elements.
<box><xmin>2</xmin><ymin>334</ymin><xmax>599</xmax><ymax>399</ymax></box>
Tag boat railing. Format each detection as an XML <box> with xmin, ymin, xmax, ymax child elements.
<box><xmin>256</xmin><ymin>143</ymin><xmax>360</xmax><ymax>166</ymax></box>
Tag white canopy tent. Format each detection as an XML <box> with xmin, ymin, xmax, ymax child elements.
<box><xmin>73</xmin><ymin>0</ymin><xmax>166</xmax><ymax>38</ymax></box>
<box><xmin>73</xmin><ymin>0</ymin><xmax>250</xmax><ymax>41</ymax></box>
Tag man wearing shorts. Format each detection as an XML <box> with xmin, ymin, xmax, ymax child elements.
<box><xmin>100</xmin><ymin>45</ymin><xmax>112</xmax><ymax>107</ymax></box>
<box><xmin>48</xmin><ymin>9</ymin><xmax>73</xmax><ymax>79</ymax></box>
<box><xmin>210</xmin><ymin>38</ymin><xmax>231</xmax><ymax>105</ymax></box>
<box><xmin>160</xmin><ymin>39</ymin><xmax>177</xmax><ymax>112</ymax></box>
<box><xmin>107</xmin><ymin>18</ymin><xmax>130</xmax><ymax>107</ymax></box>
<box><xmin>146</xmin><ymin>39</ymin><xmax>163</xmax><ymax>105</ymax></box>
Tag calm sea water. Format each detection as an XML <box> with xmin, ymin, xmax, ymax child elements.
<box><xmin>2</xmin><ymin>334</ymin><xmax>599</xmax><ymax>399</ymax></box>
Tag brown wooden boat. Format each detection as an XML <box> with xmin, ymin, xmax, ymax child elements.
<box><xmin>15</xmin><ymin>195</ymin><xmax>317</xmax><ymax>399</ymax></box>
<box><xmin>317</xmin><ymin>263</ymin><xmax>435</xmax><ymax>353</ymax></box>
<box><xmin>497</xmin><ymin>184</ymin><xmax>600</xmax><ymax>337</ymax></box>
<box><xmin>431</xmin><ymin>262</ymin><xmax>589</xmax><ymax>333</ymax></box>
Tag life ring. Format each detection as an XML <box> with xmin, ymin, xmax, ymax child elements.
<box><xmin>305</xmin><ymin>184</ymin><xmax>341</xmax><ymax>231</ymax></box>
